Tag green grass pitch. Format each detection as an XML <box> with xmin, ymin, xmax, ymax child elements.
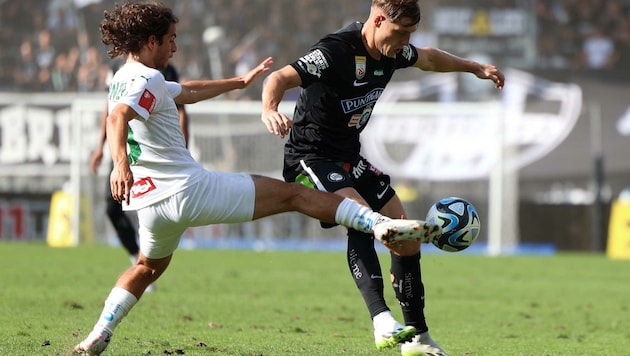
<box><xmin>0</xmin><ymin>242</ymin><xmax>629</xmax><ymax>355</ymax></box>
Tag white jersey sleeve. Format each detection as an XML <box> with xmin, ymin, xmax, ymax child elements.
<box><xmin>165</xmin><ymin>81</ymin><xmax>182</xmax><ymax>99</ymax></box>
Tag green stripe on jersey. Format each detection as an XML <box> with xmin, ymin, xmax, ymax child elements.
<box><xmin>127</xmin><ymin>127</ymin><xmax>141</xmax><ymax>165</ymax></box>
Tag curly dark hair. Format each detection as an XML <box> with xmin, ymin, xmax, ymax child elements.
<box><xmin>372</xmin><ymin>0</ymin><xmax>421</xmax><ymax>26</ymax></box>
<box><xmin>100</xmin><ymin>2</ymin><xmax>179</xmax><ymax>58</ymax></box>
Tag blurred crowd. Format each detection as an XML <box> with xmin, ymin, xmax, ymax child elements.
<box><xmin>535</xmin><ymin>0</ymin><xmax>630</xmax><ymax>70</ymax></box>
<box><xmin>0</xmin><ymin>0</ymin><xmax>629</xmax><ymax>96</ymax></box>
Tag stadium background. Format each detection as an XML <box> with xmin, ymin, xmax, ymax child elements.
<box><xmin>1</xmin><ymin>0</ymin><xmax>629</xmax><ymax>254</ymax></box>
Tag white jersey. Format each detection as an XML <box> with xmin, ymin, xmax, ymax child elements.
<box><xmin>108</xmin><ymin>62</ymin><xmax>204</xmax><ymax>210</ymax></box>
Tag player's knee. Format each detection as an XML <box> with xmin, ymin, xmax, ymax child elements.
<box><xmin>131</xmin><ymin>262</ymin><xmax>162</xmax><ymax>283</ymax></box>
<box><xmin>286</xmin><ymin>182</ymin><xmax>314</xmax><ymax>206</ymax></box>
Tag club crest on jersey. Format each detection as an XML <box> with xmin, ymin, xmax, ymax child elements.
<box><xmin>130</xmin><ymin>177</ymin><xmax>156</xmax><ymax>198</ymax></box>
<box><xmin>327</xmin><ymin>172</ymin><xmax>345</xmax><ymax>182</ymax></box>
<box><xmin>355</xmin><ymin>56</ymin><xmax>366</xmax><ymax>79</ymax></box>
<box><xmin>138</xmin><ymin>89</ymin><xmax>156</xmax><ymax>113</ymax></box>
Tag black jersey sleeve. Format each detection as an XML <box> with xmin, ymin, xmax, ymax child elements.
<box><xmin>395</xmin><ymin>44</ymin><xmax>419</xmax><ymax>69</ymax></box>
<box><xmin>290</xmin><ymin>42</ymin><xmax>345</xmax><ymax>88</ymax></box>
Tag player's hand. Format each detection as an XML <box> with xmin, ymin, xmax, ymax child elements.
<box><xmin>110</xmin><ymin>162</ymin><xmax>133</xmax><ymax>205</ymax></box>
<box><xmin>242</xmin><ymin>57</ymin><xmax>273</xmax><ymax>87</ymax></box>
<box><xmin>261</xmin><ymin>109</ymin><xmax>293</xmax><ymax>138</ymax></box>
<box><xmin>89</xmin><ymin>149</ymin><xmax>103</xmax><ymax>174</ymax></box>
<box><xmin>476</xmin><ymin>64</ymin><xmax>505</xmax><ymax>89</ymax></box>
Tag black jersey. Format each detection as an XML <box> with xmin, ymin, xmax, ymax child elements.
<box><xmin>285</xmin><ymin>21</ymin><xmax>418</xmax><ymax>168</ymax></box>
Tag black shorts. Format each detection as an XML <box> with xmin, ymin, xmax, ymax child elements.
<box><xmin>284</xmin><ymin>157</ymin><xmax>395</xmax><ymax>212</ymax></box>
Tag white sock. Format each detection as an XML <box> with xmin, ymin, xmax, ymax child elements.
<box><xmin>94</xmin><ymin>287</ymin><xmax>138</xmax><ymax>334</ymax></box>
<box><xmin>335</xmin><ymin>198</ymin><xmax>388</xmax><ymax>232</ymax></box>
<box><xmin>373</xmin><ymin>310</ymin><xmax>396</xmax><ymax>331</ymax></box>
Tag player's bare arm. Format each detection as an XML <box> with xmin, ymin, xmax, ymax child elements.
<box><xmin>175</xmin><ymin>57</ymin><xmax>273</xmax><ymax>104</ymax></box>
<box><xmin>413</xmin><ymin>46</ymin><xmax>504</xmax><ymax>89</ymax></box>
<box><xmin>261</xmin><ymin>65</ymin><xmax>302</xmax><ymax>138</ymax></box>
<box><xmin>106</xmin><ymin>103</ymin><xmax>137</xmax><ymax>205</ymax></box>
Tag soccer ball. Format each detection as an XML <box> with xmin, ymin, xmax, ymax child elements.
<box><xmin>426</xmin><ymin>197</ymin><xmax>480</xmax><ymax>252</ymax></box>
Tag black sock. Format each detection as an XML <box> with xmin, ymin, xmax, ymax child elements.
<box><xmin>390</xmin><ymin>252</ymin><xmax>428</xmax><ymax>333</ymax></box>
<box><xmin>347</xmin><ymin>229</ymin><xmax>389</xmax><ymax>318</ymax></box>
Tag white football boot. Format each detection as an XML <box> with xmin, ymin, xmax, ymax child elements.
<box><xmin>373</xmin><ymin>311</ymin><xmax>417</xmax><ymax>350</ymax></box>
<box><xmin>373</xmin><ymin>219</ymin><xmax>442</xmax><ymax>244</ymax></box>
<box><xmin>400</xmin><ymin>331</ymin><xmax>449</xmax><ymax>356</ymax></box>
<box><xmin>73</xmin><ymin>329</ymin><xmax>112</xmax><ymax>355</ymax></box>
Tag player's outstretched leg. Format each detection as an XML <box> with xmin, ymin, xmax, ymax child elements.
<box><xmin>373</xmin><ymin>219</ymin><xmax>442</xmax><ymax>244</ymax></box>
<box><xmin>401</xmin><ymin>331</ymin><xmax>449</xmax><ymax>356</ymax></box>
<box><xmin>373</xmin><ymin>311</ymin><xmax>416</xmax><ymax>350</ymax></box>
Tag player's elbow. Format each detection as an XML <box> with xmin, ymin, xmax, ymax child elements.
<box><xmin>268</xmin><ymin>66</ymin><xmax>301</xmax><ymax>90</ymax></box>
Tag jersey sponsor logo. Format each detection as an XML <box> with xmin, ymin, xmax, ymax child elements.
<box><xmin>348</xmin><ymin>114</ymin><xmax>361</xmax><ymax>127</ymax></box>
<box><xmin>347</xmin><ymin>105</ymin><xmax>373</xmax><ymax>129</ymax></box>
<box><xmin>374</xmin><ymin>69</ymin><xmax>384</xmax><ymax>76</ymax></box>
<box><xmin>376</xmin><ymin>185</ymin><xmax>389</xmax><ymax>199</ymax></box>
<box><xmin>401</xmin><ymin>45</ymin><xmax>413</xmax><ymax>61</ymax></box>
<box><xmin>355</xmin><ymin>56</ymin><xmax>366</xmax><ymax>79</ymax></box>
<box><xmin>104</xmin><ymin>303</ymin><xmax>122</xmax><ymax>322</ymax></box>
<box><xmin>351</xmin><ymin>159</ymin><xmax>367</xmax><ymax>179</ymax></box>
<box><xmin>297</xmin><ymin>49</ymin><xmax>329</xmax><ymax>78</ymax></box>
<box><xmin>349</xmin><ymin>249</ymin><xmax>362</xmax><ymax>279</ymax></box>
<box><xmin>130</xmin><ymin>177</ymin><xmax>156</xmax><ymax>198</ymax></box>
<box><xmin>340</xmin><ymin>88</ymin><xmax>383</xmax><ymax>113</ymax></box>
<box><xmin>109</xmin><ymin>81</ymin><xmax>126</xmax><ymax>101</ymax></box>
<box><xmin>327</xmin><ymin>172</ymin><xmax>345</xmax><ymax>182</ymax></box>
<box><xmin>138</xmin><ymin>89</ymin><xmax>156</xmax><ymax>113</ymax></box>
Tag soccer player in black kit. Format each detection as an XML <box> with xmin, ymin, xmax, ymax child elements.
<box><xmin>261</xmin><ymin>0</ymin><xmax>504</xmax><ymax>355</ymax></box>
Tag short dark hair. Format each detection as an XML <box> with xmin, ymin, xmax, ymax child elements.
<box><xmin>372</xmin><ymin>0</ymin><xmax>421</xmax><ymax>26</ymax></box>
<box><xmin>100</xmin><ymin>2</ymin><xmax>179</xmax><ymax>58</ymax></box>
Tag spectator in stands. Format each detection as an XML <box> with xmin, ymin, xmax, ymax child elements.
<box><xmin>50</xmin><ymin>51</ymin><xmax>77</xmax><ymax>92</ymax></box>
<box><xmin>13</xmin><ymin>39</ymin><xmax>39</xmax><ymax>91</ymax></box>
<box><xmin>35</xmin><ymin>28</ymin><xmax>56</xmax><ymax>71</ymax></box>
<box><xmin>76</xmin><ymin>46</ymin><xmax>108</xmax><ymax>92</ymax></box>
<box><xmin>580</xmin><ymin>26</ymin><xmax>618</xmax><ymax>69</ymax></box>
<box><xmin>556</xmin><ymin>24</ymin><xmax>581</xmax><ymax>69</ymax></box>
<box><xmin>46</xmin><ymin>0</ymin><xmax>78</xmax><ymax>51</ymax></box>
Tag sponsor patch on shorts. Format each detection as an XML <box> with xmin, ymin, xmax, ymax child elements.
<box><xmin>131</xmin><ymin>177</ymin><xmax>156</xmax><ymax>198</ymax></box>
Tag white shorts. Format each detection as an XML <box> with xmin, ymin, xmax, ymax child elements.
<box><xmin>136</xmin><ymin>171</ymin><xmax>255</xmax><ymax>259</ymax></box>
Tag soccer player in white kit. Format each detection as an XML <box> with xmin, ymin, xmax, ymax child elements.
<box><xmin>73</xmin><ymin>2</ymin><xmax>442</xmax><ymax>355</ymax></box>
